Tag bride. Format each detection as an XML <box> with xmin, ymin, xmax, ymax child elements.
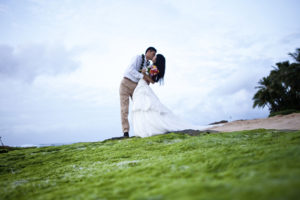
<box><xmin>132</xmin><ymin>54</ymin><xmax>211</xmax><ymax>137</ymax></box>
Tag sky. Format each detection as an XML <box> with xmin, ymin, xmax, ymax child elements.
<box><xmin>0</xmin><ymin>0</ymin><xmax>299</xmax><ymax>146</ymax></box>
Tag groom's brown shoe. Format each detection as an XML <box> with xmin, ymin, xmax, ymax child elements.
<box><xmin>124</xmin><ymin>132</ymin><xmax>129</xmax><ymax>138</ymax></box>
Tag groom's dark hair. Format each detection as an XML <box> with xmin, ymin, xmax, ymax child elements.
<box><xmin>145</xmin><ymin>47</ymin><xmax>157</xmax><ymax>53</ymax></box>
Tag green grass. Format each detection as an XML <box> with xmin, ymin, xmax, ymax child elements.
<box><xmin>1</xmin><ymin>129</ymin><xmax>300</xmax><ymax>200</ymax></box>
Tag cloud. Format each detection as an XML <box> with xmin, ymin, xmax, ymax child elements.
<box><xmin>0</xmin><ymin>4</ymin><xmax>7</xmax><ymax>14</ymax></box>
<box><xmin>0</xmin><ymin>44</ymin><xmax>80</xmax><ymax>82</ymax></box>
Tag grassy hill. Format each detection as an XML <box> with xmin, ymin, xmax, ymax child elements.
<box><xmin>1</xmin><ymin>129</ymin><xmax>300</xmax><ymax>200</ymax></box>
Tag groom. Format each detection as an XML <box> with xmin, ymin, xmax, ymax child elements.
<box><xmin>119</xmin><ymin>47</ymin><xmax>157</xmax><ymax>138</ymax></box>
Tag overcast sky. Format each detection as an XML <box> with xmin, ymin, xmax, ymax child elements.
<box><xmin>0</xmin><ymin>0</ymin><xmax>299</xmax><ymax>146</ymax></box>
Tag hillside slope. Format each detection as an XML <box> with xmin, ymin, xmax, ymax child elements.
<box><xmin>1</xmin><ymin>129</ymin><xmax>300</xmax><ymax>200</ymax></box>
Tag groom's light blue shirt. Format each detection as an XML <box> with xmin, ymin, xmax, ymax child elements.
<box><xmin>124</xmin><ymin>55</ymin><xmax>148</xmax><ymax>83</ymax></box>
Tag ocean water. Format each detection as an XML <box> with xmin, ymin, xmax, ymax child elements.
<box><xmin>17</xmin><ymin>142</ymin><xmax>76</xmax><ymax>148</ymax></box>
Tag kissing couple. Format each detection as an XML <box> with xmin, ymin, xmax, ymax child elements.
<box><xmin>119</xmin><ymin>47</ymin><xmax>210</xmax><ymax>138</ymax></box>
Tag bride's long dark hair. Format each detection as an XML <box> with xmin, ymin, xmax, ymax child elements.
<box><xmin>152</xmin><ymin>54</ymin><xmax>165</xmax><ymax>84</ymax></box>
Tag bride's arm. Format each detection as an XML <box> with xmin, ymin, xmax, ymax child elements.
<box><xmin>142</xmin><ymin>70</ymin><xmax>154</xmax><ymax>84</ymax></box>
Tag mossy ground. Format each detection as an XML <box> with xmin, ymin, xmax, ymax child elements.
<box><xmin>1</xmin><ymin>129</ymin><xmax>300</xmax><ymax>200</ymax></box>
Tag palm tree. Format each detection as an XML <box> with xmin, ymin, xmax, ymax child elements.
<box><xmin>253</xmin><ymin>48</ymin><xmax>300</xmax><ymax>114</ymax></box>
<box><xmin>288</xmin><ymin>48</ymin><xmax>300</xmax><ymax>62</ymax></box>
<box><xmin>253</xmin><ymin>77</ymin><xmax>272</xmax><ymax>109</ymax></box>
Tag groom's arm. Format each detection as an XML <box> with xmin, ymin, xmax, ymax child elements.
<box><xmin>127</xmin><ymin>55</ymin><xmax>144</xmax><ymax>80</ymax></box>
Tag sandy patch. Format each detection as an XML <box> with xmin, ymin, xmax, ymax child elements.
<box><xmin>210</xmin><ymin>113</ymin><xmax>300</xmax><ymax>132</ymax></box>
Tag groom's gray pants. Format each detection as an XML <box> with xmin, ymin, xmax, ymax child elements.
<box><xmin>119</xmin><ymin>77</ymin><xmax>138</xmax><ymax>133</ymax></box>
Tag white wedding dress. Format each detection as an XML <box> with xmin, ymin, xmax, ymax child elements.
<box><xmin>131</xmin><ymin>79</ymin><xmax>211</xmax><ymax>137</ymax></box>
